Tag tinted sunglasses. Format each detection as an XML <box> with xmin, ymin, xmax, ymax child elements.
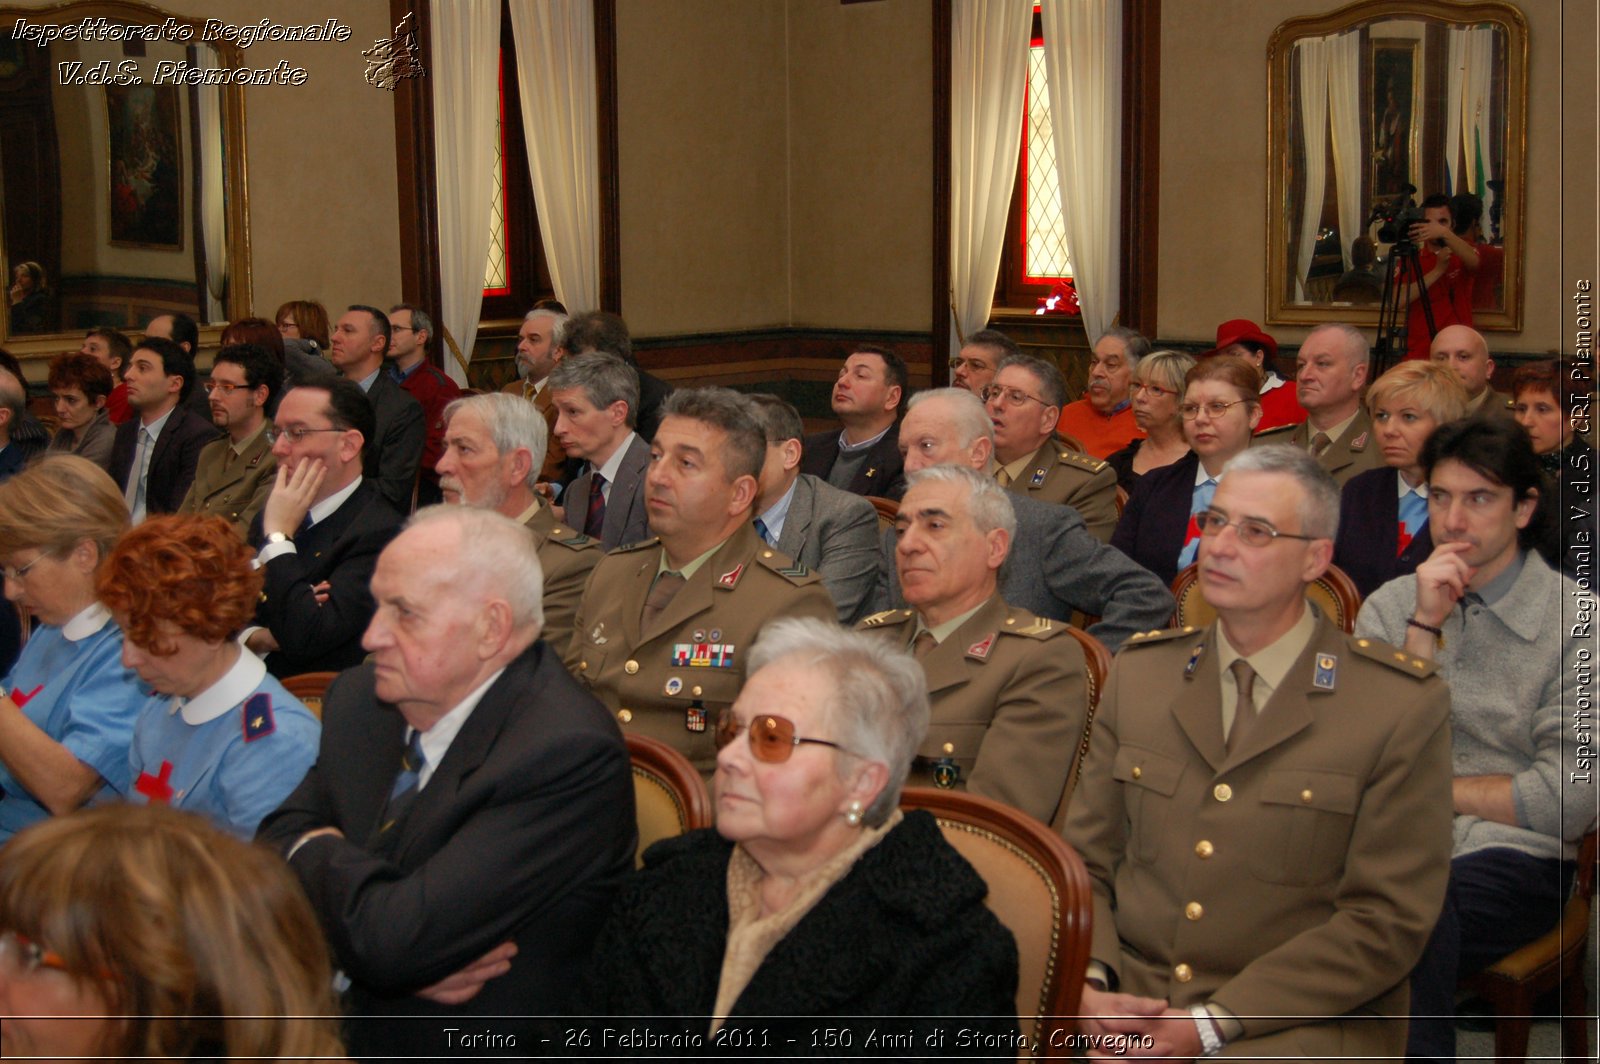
<box><xmin>715</xmin><ymin>709</ymin><xmax>847</xmax><ymax>764</ymax></box>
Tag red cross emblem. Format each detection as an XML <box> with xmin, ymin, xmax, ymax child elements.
<box><xmin>135</xmin><ymin>761</ymin><xmax>175</xmax><ymax>804</ymax></box>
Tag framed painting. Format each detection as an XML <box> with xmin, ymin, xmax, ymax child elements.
<box><xmin>106</xmin><ymin>84</ymin><xmax>183</xmax><ymax>249</ymax></box>
<box><xmin>1368</xmin><ymin>39</ymin><xmax>1423</xmax><ymax>212</ymax></box>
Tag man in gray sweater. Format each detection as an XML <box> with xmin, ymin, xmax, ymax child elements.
<box><xmin>1356</xmin><ymin>418</ymin><xmax>1595</xmax><ymax>1062</ymax></box>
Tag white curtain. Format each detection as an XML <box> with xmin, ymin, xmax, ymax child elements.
<box><xmin>509</xmin><ymin>0</ymin><xmax>600</xmax><ymax>312</ymax></box>
<box><xmin>430</xmin><ymin>0</ymin><xmax>501</xmax><ymax>385</ymax></box>
<box><xmin>1292</xmin><ymin>37</ymin><xmax>1330</xmax><ymax>302</ymax></box>
<box><xmin>948</xmin><ymin>0</ymin><xmax>1032</xmax><ymax>356</ymax></box>
<box><xmin>1459</xmin><ymin>27</ymin><xmax>1494</xmax><ymax>212</ymax></box>
<box><xmin>194</xmin><ymin>52</ymin><xmax>227</xmax><ymax>322</ymax></box>
<box><xmin>1443</xmin><ymin>27</ymin><xmax>1465</xmax><ymax>193</ymax></box>
<box><xmin>1325</xmin><ymin>31</ymin><xmax>1362</xmax><ymax>271</ymax></box>
<box><xmin>1039</xmin><ymin>0</ymin><xmax>1122</xmax><ymax>341</ymax></box>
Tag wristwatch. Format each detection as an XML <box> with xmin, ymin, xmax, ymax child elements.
<box><xmin>264</xmin><ymin>531</ymin><xmax>291</xmax><ymax>545</ymax></box>
<box><xmin>1189</xmin><ymin>1004</ymin><xmax>1224</xmax><ymax>1057</ymax></box>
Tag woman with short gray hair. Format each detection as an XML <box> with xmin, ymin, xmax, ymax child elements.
<box><xmin>1104</xmin><ymin>349</ymin><xmax>1197</xmax><ymax>492</ymax></box>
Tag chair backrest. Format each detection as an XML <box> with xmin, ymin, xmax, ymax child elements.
<box><xmin>1057</xmin><ymin>627</ymin><xmax>1111</xmax><ymax>818</ymax></box>
<box><xmin>626</xmin><ymin>734</ymin><xmax>711</xmax><ymax>868</ymax></box>
<box><xmin>866</xmin><ymin>495</ymin><xmax>899</xmax><ymax>533</ymax></box>
<box><xmin>1114</xmin><ymin>485</ymin><xmax>1128</xmax><ymax>519</ymax></box>
<box><xmin>280</xmin><ymin>671</ymin><xmax>339</xmax><ymax>719</ymax></box>
<box><xmin>1170</xmin><ymin>561</ymin><xmax>1362</xmax><ymax>633</ymax></box>
<box><xmin>900</xmin><ymin>787</ymin><xmax>1093</xmax><ymax>1057</ymax></box>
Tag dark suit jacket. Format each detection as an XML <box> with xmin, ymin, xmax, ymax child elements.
<box><xmin>1333</xmin><ymin>467</ymin><xmax>1434</xmax><ymax>599</ymax></box>
<box><xmin>566</xmin><ymin>433</ymin><xmax>651</xmax><ymax>550</ymax></box>
<box><xmin>258</xmin><ymin>640</ymin><xmax>635</xmax><ymax>1058</ymax></box>
<box><xmin>1111</xmin><ymin>450</ymin><xmax>1202</xmax><ymax>589</ymax></box>
<box><xmin>249</xmin><ymin>480</ymin><xmax>403</xmax><ymax>676</ymax></box>
<box><xmin>800</xmin><ymin>425</ymin><xmax>907</xmax><ymax>500</ymax></box>
<box><xmin>772</xmin><ymin>473</ymin><xmax>881</xmax><ymax>622</ymax></box>
<box><xmin>635</xmin><ymin>366</ymin><xmax>673</xmax><ymax>445</ymax></box>
<box><xmin>0</xmin><ymin>442</ymin><xmax>24</xmax><ymax>484</ymax></box>
<box><xmin>363</xmin><ymin>371</ymin><xmax>426</xmax><ymax>513</ymax></box>
<box><xmin>108</xmin><ymin>405</ymin><xmax>223</xmax><ymax>516</ymax></box>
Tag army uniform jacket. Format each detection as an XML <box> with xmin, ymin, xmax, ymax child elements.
<box><xmin>1002</xmin><ymin>437</ymin><xmax>1119</xmax><ymax>542</ymax></box>
<box><xmin>1064</xmin><ymin>613</ymin><xmax>1453</xmax><ymax>1057</ymax></box>
<box><xmin>178</xmin><ymin>429</ymin><xmax>276</xmax><ymax>538</ymax></box>
<box><xmin>858</xmin><ymin>596</ymin><xmax>1087</xmax><ymax>825</ymax></box>
<box><xmin>500</xmin><ymin>378</ymin><xmax>567</xmax><ymax>482</ymax></box>
<box><xmin>567</xmin><ymin>523</ymin><xmax>836</xmax><ymax>770</ymax></box>
<box><xmin>522</xmin><ymin>502</ymin><xmax>600</xmax><ymax>656</ymax></box>
<box><xmin>1256</xmin><ymin>408</ymin><xmax>1379</xmax><ymax>487</ymax></box>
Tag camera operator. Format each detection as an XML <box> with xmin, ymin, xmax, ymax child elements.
<box><xmin>1397</xmin><ymin>193</ymin><xmax>1478</xmax><ymax>361</ymax></box>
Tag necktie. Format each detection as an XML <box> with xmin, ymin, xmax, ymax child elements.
<box><xmin>1310</xmin><ymin>432</ymin><xmax>1333</xmax><ymax>458</ymax></box>
<box><xmin>1397</xmin><ymin>491</ymin><xmax>1428</xmax><ymax>556</ymax></box>
<box><xmin>584</xmin><ymin>472</ymin><xmax>607</xmax><ymax>538</ymax></box>
<box><xmin>753</xmin><ymin>517</ymin><xmax>775</xmax><ymax>546</ymax></box>
<box><xmin>1176</xmin><ymin>478</ymin><xmax>1218</xmax><ymax>570</ymax></box>
<box><xmin>995</xmin><ymin>467</ymin><xmax>1012</xmax><ymax>487</ymax></box>
<box><xmin>912</xmin><ymin>630</ymin><xmax>937</xmax><ymax>659</ymax></box>
<box><xmin>1226</xmin><ymin>659</ymin><xmax>1258</xmax><ymax>754</ymax></box>
<box><xmin>380</xmin><ymin>729</ymin><xmax>428</xmax><ymax>836</ymax></box>
<box><xmin>125</xmin><ymin>426</ymin><xmax>153</xmax><ymax>522</ymax></box>
<box><xmin>642</xmin><ymin>571</ymin><xmax>687</xmax><ymax>629</ymax></box>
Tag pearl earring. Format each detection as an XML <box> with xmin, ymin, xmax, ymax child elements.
<box><xmin>845</xmin><ymin>801</ymin><xmax>863</xmax><ymax>826</ymax></box>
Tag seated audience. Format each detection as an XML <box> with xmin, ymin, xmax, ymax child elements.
<box><xmin>574</xmin><ymin>618</ymin><xmax>1019</xmax><ymax>1042</ymax></box>
<box><xmin>561</xmin><ymin>309</ymin><xmax>673</xmax><ymax>444</ymax></box>
<box><xmin>107</xmin><ymin>337</ymin><xmax>221</xmax><ymax>523</ymax></box>
<box><xmin>142</xmin><ymin>312</ymin><xmax>211</xmax><ymax>422</ymax></box>
<box><xmin>860</xmin><ymin>466</ymin><xmax>1086</xmax><ymax>823</ymax></box>
<box><xmin>1355</xmin><ymin>417</ymin><xmax>1593</xmax><ymax>1061</ymax></box>
<box><xmin>500</xmin><ymin>306</ymin><xmax>570</xmax><ymax>481</ymax></box>
<box><xmin>78</xmin><ymin>327</ymin><xmax>132</xmax><ymax>424</ymax></box>
<box><xmin>875</xmin><ymin>387</ymin><xmax>1174</xmax><ymax>651</ymax></box>
<box><xmin>0</xmin><ymin>366</ymin><xmax>25</xmax><ymax>483</ymax></box>
<box><xmin>45</xmin><ymin>352</ymin><xmax>116</xmax><ymax>471</ymax></box>
<box><xmin>0</xmin><ymin>348</ymin><xmax>46</xmax><ymax>465</ymax></box>
<box><xmin>0</xmin><ymin>456</ymin><xmax>143</xmax><ymax>841</ymax></box>
<box><xmin>436</xmin><ymin>392</ymin><xmax>600</xmax><ymax>647</ymax></box>
<box><xmin>275</xmin><ymin>298</ymin><xmax>332</xmax><ymax>352</ymax></box>
<box><xmin>1431</xmin><ymin>324</ymin><xmax>1513</xmax><ymax>419</ymax></box>
<box><xmin>1257</xmin><ymin>323</ymin><xmax>1380</xmax><ymax>486</ymax></box>
<box><xmin>748</xmin><ymin>393</ymin><xmax>880</xmax><ymax>623</ymax></box>
<box><xmin>987</xmin><ymin>352</ymin><xmax>1119</xmax><ymax>541</ymax></box>
<box><xmin>1056</xmin><ymin>326</ymin><xmax>1150</xmax><ymax>457</ymax></box>
<box><xmin>949</xmin><ymin>328</ymin><xmax>1018</xmax><ymax>396</ymax></box>
<box><xmin>1331</xmin><ymin>234</ymin><xmax>1384</xmax><ymax>305</ymax></box>
<box><xmin>244</xmin><ymin>379</ymin><xmax>404</xmax><ymax>677</ymax></box>
<box><xmin>259</xmin><ymin>506</ymin><xmax>635</xmax><ymax>1059</ymax></box>
<box><xmin>0</xmin><ymin>804</ymin><xmax>347</xmax><ymax>1061</ymax></box>
<box><xmin>1070</xmin><ymin>446</ymin><xmax>1454</xmax><ymax>1059</ymax></box>
<box><xmin>1333</xmin><ymin>361</ymin><xmax>1468</xmax><ymax>598</ymax></box>
<box><xmin>97</xmin><ymin>516</ymin><xmax>319</xmax><ymax>839</ymax></box>
<box><xmin>550</xmin><ymin>352</ymin><xmax>651</xmax><ymax>549</ymax></box>
<box><xmin>800</xmin><ymin>343</ymin><xmax>909</xmax><ymax>501</ymax></box>
<box><xmin>1513</xmin><ymin>358</ymin><xmax>1598</xmax><ymax>575</ymax></box>
<box><xmin>1113</xmin><ymin>355</ymin><xmax>1262</xmax><ymax>588</ymax></box>
<box><xmin>387</xmin><ymin>304</ymin><xmax>461</xmax><ymax>507</ymax></box>
<box><xmin>327</xmin><ymin>304</ymin><xmax>425</xmax><ymax>512</ymax></box>
<box><xmin>1203</xmin><ymin>318</ymin><xmax>1305</xmax><ymax>432</ymax></box>
<box><xmin>1104</xmin><ymin>349</ymin><xmax>1196</xmax><ymax>492</ymax></box>
<box><xmin>224</xmin><ymin>316</ymin><xmax>331</xmax><ymax>394</ymax></box>
<box><xmin>177</xmin><ymin>342</ymin><xmax>282</xmax><ymax>537</ymax></box>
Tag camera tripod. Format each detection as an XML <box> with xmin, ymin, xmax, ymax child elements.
<box><xmin>1373</xmin><ymin>238</ymin><xmax>1436</xmax><ymax>377</ymax></box>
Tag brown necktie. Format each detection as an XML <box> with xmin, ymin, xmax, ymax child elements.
<box><xmin>912</xmin><ymin>631</ymin><xmax>937</xmax><ymax>659</ymax></box>
<box><xmin>994</xmin><ymin>467</ymin><xmax>1012</xmax><ymax>487</ymax></box>
<box><xmin>1226</xmin><ymin>659</ymin><xmax>1258</xmax><ymax>754</ymax></box>
<box><xmin>641</xmin><ymin>571</ymin><xmax>686</xmax><ymax>629</ymax></box>
<box><xmin>1310</xmin><ymin>432</ymin><xmax>1332</xmax><ymax>458</ymax></box>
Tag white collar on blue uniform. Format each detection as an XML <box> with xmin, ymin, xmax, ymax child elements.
<box><xmin>62</xmin><ymin>602</ymin><xmax>112</xmax><ymax>642</ymax></box>
<box><xmin>175</xmin><ymin>648</ymin><xmax>268</xmax><ymax>726</ymax></box>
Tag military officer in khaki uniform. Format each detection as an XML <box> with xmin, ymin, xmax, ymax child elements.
<box><xmin>568</xmin><ymin>388</ymin><xmax>835</xmax><ymax>770</ymax></box>
<box><xmin>984</xmin><ymin>353</ymin><xmax>1118</xmax><ymax>540</ymax></box>
<box><xmin>436</xmin><ymin>393</ymin><xmax>599</xmax><ymax>652</ymax></box>
<box><xmin>1255</xmin><ymin>323</ymin><xmax>1379</xmax><ymax>487</ymax></box>
<box><xmin>1066</xmin><ymin>445</ymin><xmax>1453</xmax><ymax>1060</ymax></box>
<box><xmin>858</xmin><ymin>465</ymin><xmax>1087</xmax><ymax>825</ymax></box>
<box><xmin>178</xmin><ymin>342</ymin><xmax>280</xmax><ymax>537</ymax></box>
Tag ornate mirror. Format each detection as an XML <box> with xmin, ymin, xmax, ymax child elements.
<box><xmin>0</xmin><ymin>0</ymin><xmax>251</xmax><ymax>347</ymax></box>
<box><xmin>1266</xmin><ymin>0</ymin><xmax>1526</xmax><ymax>330</ymax></box>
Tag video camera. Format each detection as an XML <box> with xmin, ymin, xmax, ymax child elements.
<box><xmin>1368</xmin><ymin>185</ymin><xmax>1425</xmax><ymax>245</ymax></box>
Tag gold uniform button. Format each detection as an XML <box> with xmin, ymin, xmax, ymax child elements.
<box><xmin>943</xmin><ymin>742</ymin><xmax>955</xmax><ymax>754</ymax></box>
<box><xmin>762</xmin><ymin>550</ymin><xmax>774</xmax><ymax>559</ymax></box>
<box><xmin>1301</xmin><ymin>789</ymin><xmax>1314</xmax><ymax>803</ymax></box>
<box><xmin>1357</xmin><ymin>639</ymin><xmax>1371</xmax><ymax>648</ymax></box>
<box><xmin>616</xmin><ymin>709</ymin><xmax>633</xmax><ymax>724</ymax></box>
<box><xmin>1185</xmin><ymin>902</ymin><xmax>1203</xmax><ymax>921</ymax></box>
<box><xmin>691</xmin><ymin>685</ymin><xmax>704</xmax><ymax>697</ymax></box>
<box><xmin>1195</xmin><ymin>840</ymin><xmax>1214</xmax><ymax>858</ymax></box>
<box><xmin>1174</xmin><ymin>963</ymin><xmax>1193</xmax><ymax>983</ymax></box>
<box><xmin>1131</xmin><ymin>766</ymin><xmax>1143</xmax><ymax>780</ymax></box>
<box><xmin>624</xmin><ymin>660</ymin><xmax>639</xmax><ymax>675</ymax></box>
<box><xmin>1213</xmin><ymin>783</ymin><xmax>1233</xmax><ymax>802</ymax></box>
<box><xmin>579</xmin><ymin>660</ymin><xmax>588</xmax><ymax>671</ymax></box>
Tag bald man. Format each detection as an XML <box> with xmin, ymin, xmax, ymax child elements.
<box><xmin>1429</xmin><ymin>325</ymin><xmax>1513</xmax><ymax>420</ymax></box>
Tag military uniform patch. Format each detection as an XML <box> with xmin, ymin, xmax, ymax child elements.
<box><xmin>965</xmin><ymin>634</ymin><xmax>996</xmax><ymax>660</ymax></box>
<box><xmin>242</xmin><ymin>693</ymin><xmax>276</xmax><ymax>741</ymax></box>
<box><xmin>1313</xmin><ymin>653</ymin><xmax>1338</xmax><ymax>690</ymax></box>
<box><xmin>932</xmin><ymin>758</ymin><xmax>961</xmax><ymax>788</ymax></box>
<box><xmin>717</xmin><ymin>563</ymin><xmax>746</xmax><ymax>588</ymax></box>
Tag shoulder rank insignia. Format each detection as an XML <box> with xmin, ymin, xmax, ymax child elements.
<box><xmin>859</xmin><ymin>609</ymin><xmax>912</xmax><ymax>627</ymax></box>
<box><xmin>1124</xmin><ymin>626</ymin><xmax>1200</xmax><ymax>649</ymax></box>
<box><xmin>613</xmin><ymin>536</ymin><xmax>661</xmax><ymax>554</ymax></box>
<box><xmin>1007</xmin><ymin>616</ymin><xmax>1057</xmax><ymax>638</ymax></box>
<box><xmin>1059</xmin><ymin>450</ymin><xmax>1108</xmax><ymax>473</ymax></box>
<box><xmin>549</xmin><ymin>528</ymin><xmax>596</xmax><ymax>549</ymax></box>
<box><xmin>243</xmin><ymin>693</ymin><xmax>276</xmax><ymax>741</ymax></box>
<box><xmin>1350</xmin><ymin>637</ymin><xmax>1438</xmax><ymax>678</ymax></box>
<box><xmin>965</xmin><ymin>633</ymin><xmax>996</xmax><ymax>660</ymax></box>
<box><xmin>716</xmin><ymin>562</ymin><xmax>747</xmax><ymax>588</ymax></box>
<box><xmin>1312</xmin><ymin>653</ymin><xmax>1338</xmax><ymax>690</ymax></box>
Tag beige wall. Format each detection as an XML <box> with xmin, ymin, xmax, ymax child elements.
<box><xmin>1158</xmin><ymin>0</ymin><xmax>1596</xmax><ymax>355</ymax></box>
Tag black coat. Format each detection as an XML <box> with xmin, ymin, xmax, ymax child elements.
<box><xmin>108</xmin><ymin>405</ymin><xmax>222</xmax><ymax>516</ymax></box>
<box><xmin>571</xmin><ymin>810</ymin><xmax>1019</xmax><ymax>1054</ymax></box>
<box><xmin>1333</xmin><ymin>467</ymin><xmax>1435</xmax><ymax>599</ymax></box>
<box><xmin>800</xmin><ymin>425</ymin><xmax>907</xmax><ymax>500</ymax></box>
<box><xmin>1111</xmin><ymin>450</ymin><xmax>1201</xmax><ymax>589</ymax></box>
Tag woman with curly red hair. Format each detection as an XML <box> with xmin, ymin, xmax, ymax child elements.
<box><xmin>97</xmin><ymin>514</ymin><xmax>318</xmax><ymax>838</ymax></box>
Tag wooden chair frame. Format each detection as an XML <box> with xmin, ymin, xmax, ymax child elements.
<box><xmin>280</xmin><ymin>671</ymin><xmax>339</xmax><ymax>719</ymax></box>
<box><xmin>625</xmin><ymin>733</ymin><xmax>711</xmax><ymax>865</ymax></box>
<box><xmin>1170</xmin><ymin>561</ymin><xmax>1363</xmax><ymax>633</ymax></box>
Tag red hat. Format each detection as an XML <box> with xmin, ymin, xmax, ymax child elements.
<box><xmin>1204</xmin><ymin>318</ymin><xmax>1278</xmax><ymax>361</ymax></box>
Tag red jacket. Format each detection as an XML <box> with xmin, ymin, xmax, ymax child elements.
<box><xmin>396</xmin><ymin>360</ymin><xmax>461</xmax><ymax>483</ymax></box>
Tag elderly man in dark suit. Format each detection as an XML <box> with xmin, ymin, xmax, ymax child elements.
<box><xmin>243</xmin><ymin>379</ymin><xmax>403</xmax><ymax>677</ymax></box>
<box><xmin>748</xmin><ymin>394</ymin><xmax>879</xmax><ymax>622</ymax></box>
<box><xmin>107</xmin><ymin>336</ymin><xmax>222</xmax><ymax>522</ymax></box>
<box><xmin>326</xmin><ymin>304</ymin><xmax>425</xmax><ymax>512</ymax></box>
<box><xmin>871</xmin><ymin>388</ymin><xmax>1173</xmax><ymax>651</ymax></box>
<box><xmin>800</xmin><ymin>343</ymin><xmax>908</xmax><ymax>501</ymax></box>
<box><xmin>259</xmin><ymin>505</ymin><xmax>634</xmax><ymax>1059</ymax></box>
<box><xmin>551</xmin><ymin>352</ymin><xmax>651</xmax><ymax>550</ymax></box>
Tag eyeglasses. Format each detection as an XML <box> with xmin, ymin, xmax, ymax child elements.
<box><xmin>2</xmin><ymin>552</ymin><xmax>51</xmax><ymax>583</ymax></box>
<box><xmin>1180</xmin><ymin>399</ymin><xmax>1251</xmax><ymax>420</ymax></box>
<box><xmin>202</xmin><ymin>380</ymin><xmax>250</xmax><ymax>395</ymax></box>
<box><xmin>1195</xmin><ymin>508</ymin><xmax>1321</xmax><ymax>547</ymax></box>
<box><xmin>715</xmin><ymin>709</ymin><xmax>848</xmax><ymax>764</ymax></box>
<box><xmin>948</xmin><ymin>356</ymin><xmax>992</xmax><ymax>373</ymax></box>
<box><xmin>1132</xmin><ymin>381</ymin><xmax>1176</xmax><ymax>399</ymax></box>
<box><xmin>265</xmin><ymin>425</ymin><xmax>345</xmax><ymax>444</ymax></box>
<box><xmin>980</xmin><ymin>385</ymin><xmax>1050</xmax><ymax>409</ymax></box>
<box><xmin>390</xmin><ymin>325</ymin><xmax>415</xmax><ymax>333</ymax></box>
<box><xmin>0</xmin><ymin>929</ymin><xmax>73</xmax><ymax>977</ymax></box>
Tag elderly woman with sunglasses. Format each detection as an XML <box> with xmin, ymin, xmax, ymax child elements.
<box><xmin>0</xmin><ymin>456</ymin><xmax>146</xmax><ymax>843</ymax></box>
<box><xmin>1112</xmin><ymin>356</ymin><xmax>1264</xmax><ymax>588</ymax></box>
<box><xmin>1103</xmin><ymin>350</ymin><xmax>1198</xmax><ymax>493</ymax></box>
<box><xmin>574</xmin><ymin>617</ymin><xmax>1019</xmax><ymax>1043</ymax></box>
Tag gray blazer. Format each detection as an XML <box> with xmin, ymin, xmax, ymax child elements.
<box><xmin>772</xmin><ymin>474</ymin><xmax>881</xmax><ymax>623</ymax></box>
<box><xmin>870</xmin><ymin>492</ymin><xmax>1174</xmax><ymax>652</ymax></box>
<box><xmin>568</xmin><ymin>432</ymin><xmax>652</xmax><ymax>551</ymax></box>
